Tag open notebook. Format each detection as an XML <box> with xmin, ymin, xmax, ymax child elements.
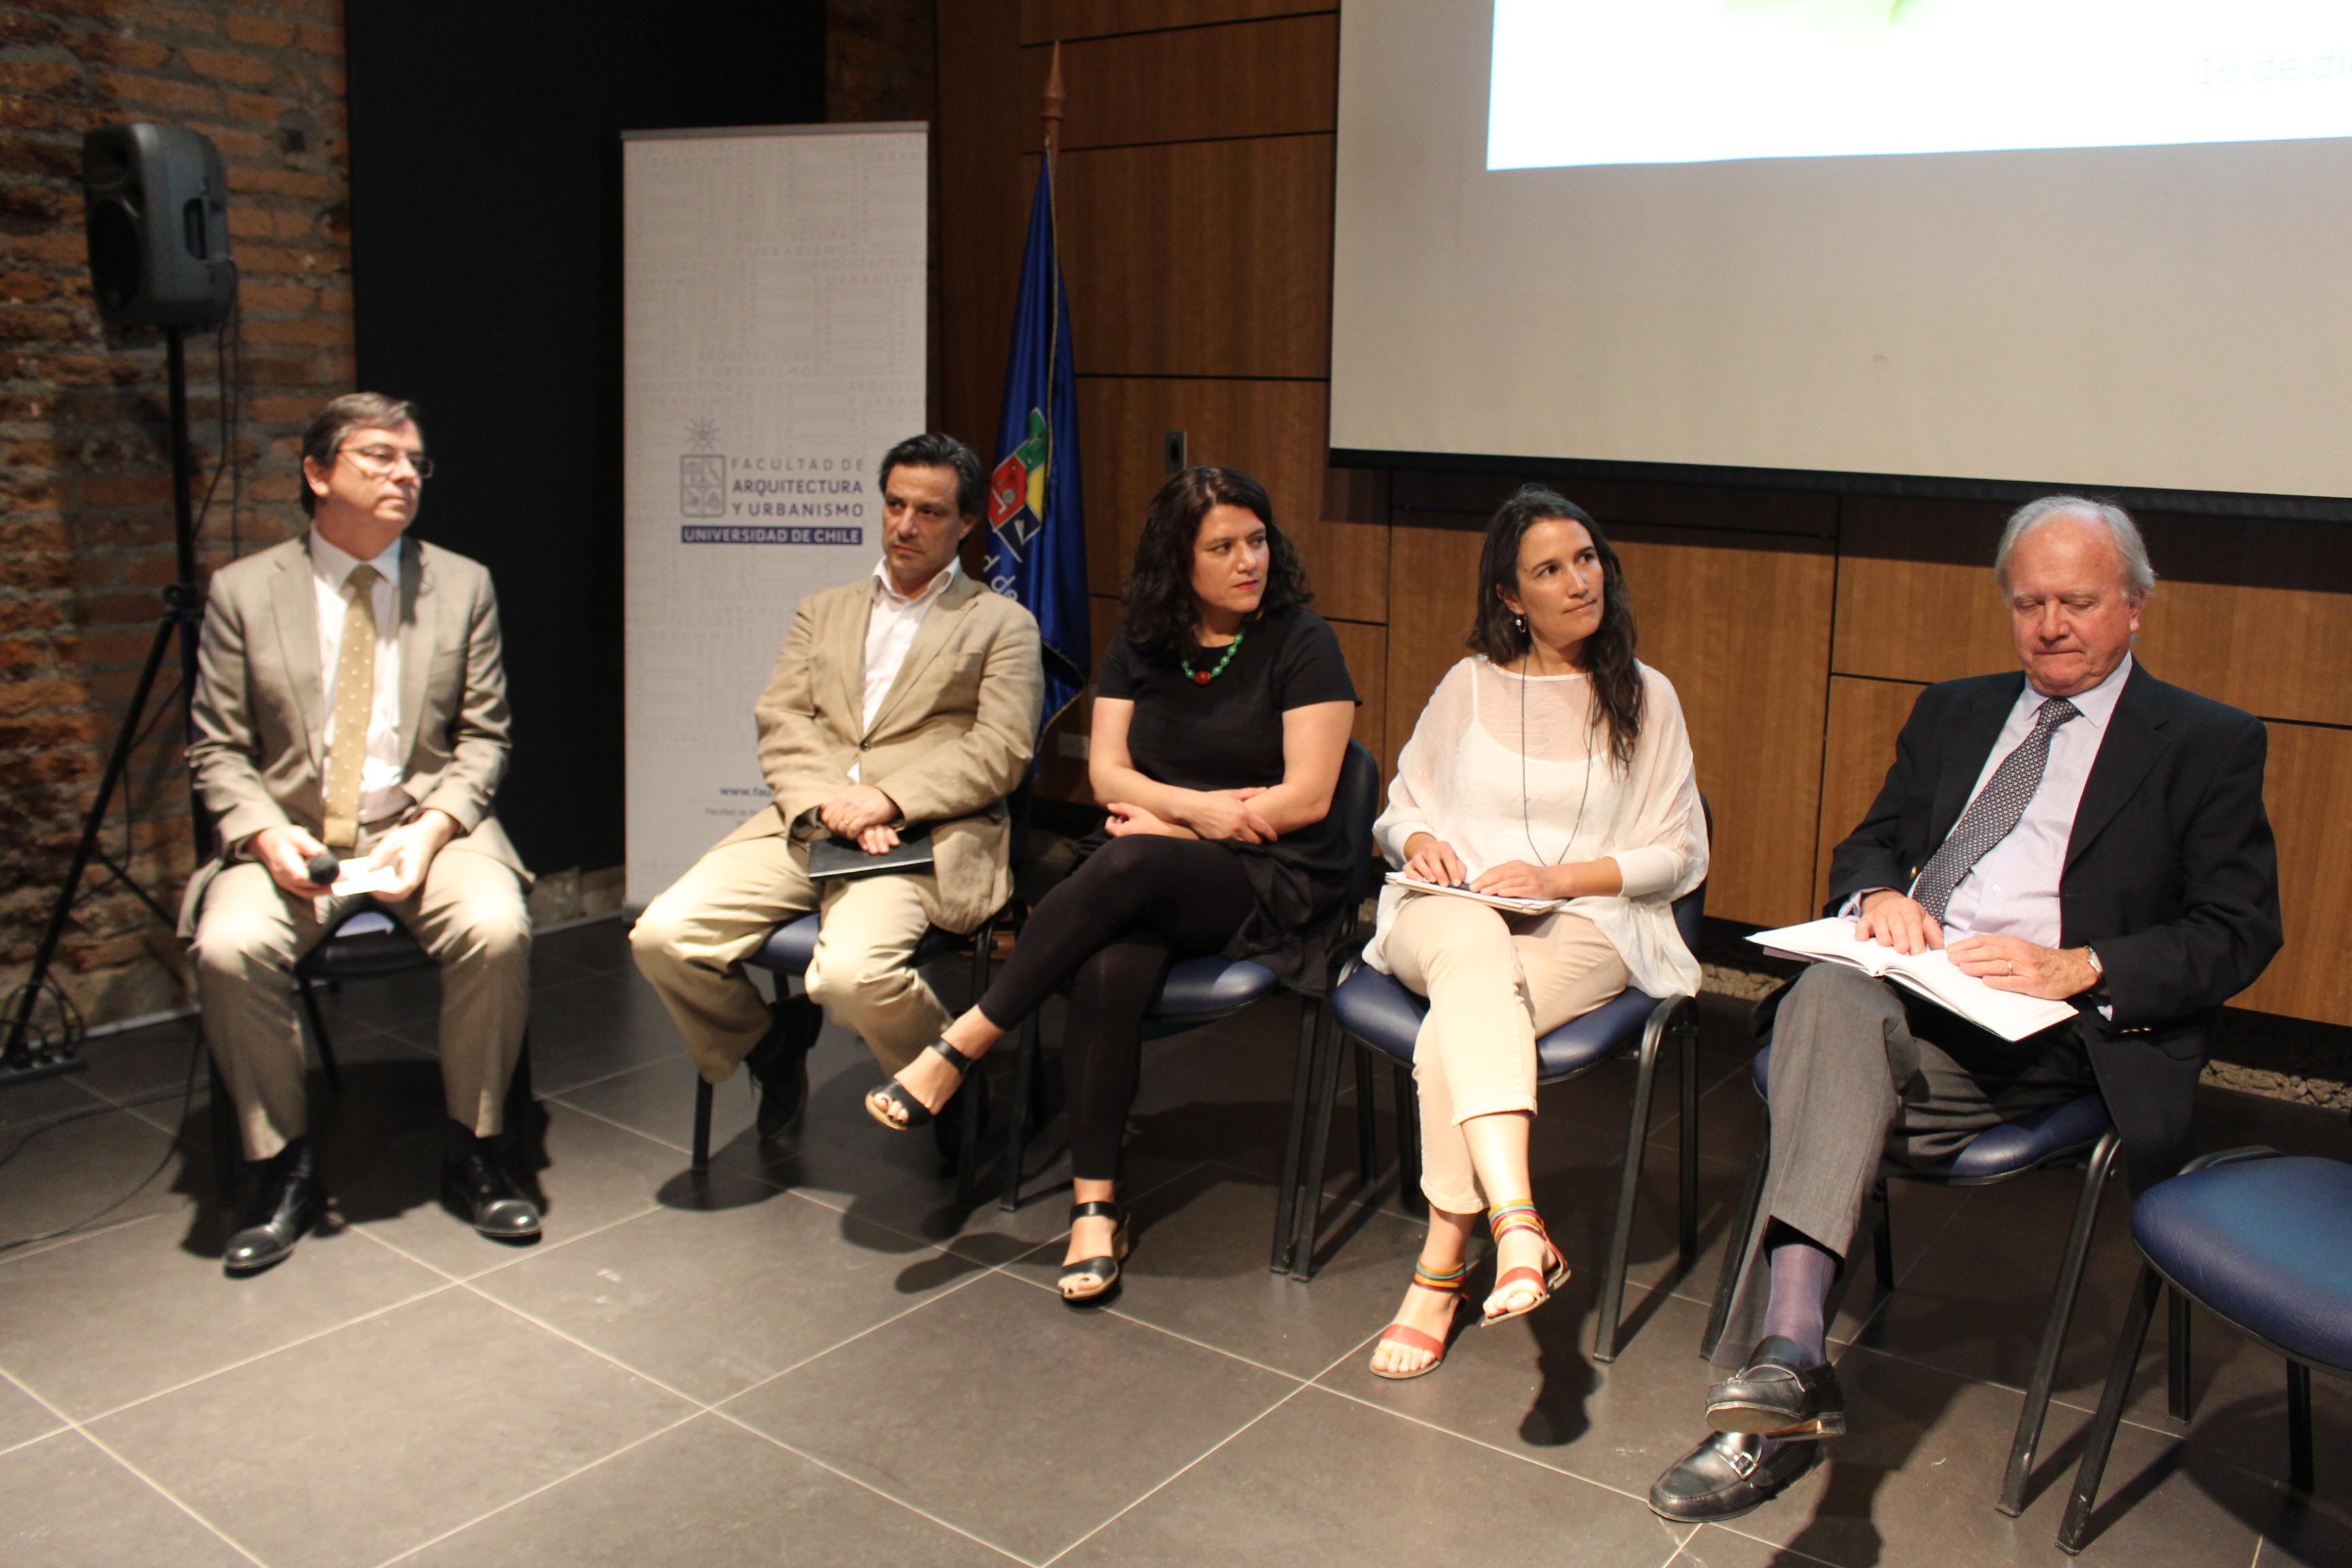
<box><xmin>1384</xmin><ymin>872</ymin><xmax>1561</xmax><ymax>916</ymax></box>
<box><xmin>1749</xmin><ymin>918</ymin><xmax>2078</xmax><ymax>1043</ymax></box>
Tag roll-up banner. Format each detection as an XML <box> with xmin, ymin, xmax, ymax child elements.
<box><xmin>621</xmin><ymin>124</ymin><xmax>927</xmax><ymax>909</ymax></box>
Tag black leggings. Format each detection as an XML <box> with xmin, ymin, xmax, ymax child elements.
<box><xmin>975</xmin><ymin>834</ymin><xmax>1256</xmax><ymax>1181</ymax></box>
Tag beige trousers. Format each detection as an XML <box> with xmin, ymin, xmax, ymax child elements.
<box><xmin>1382</xmin><ymin>894</ymin><xmax>1630</xmax><ymax>1215</ymax></box>
<box><xmin>190</xmin><ymin>838</ymin><xmax>532</xmax><ymax>1162</ymax></box>
<box><xmin>630</xmin><ymin>831</ymin><xmax>950</xmax><ymax>1083</ymax></box>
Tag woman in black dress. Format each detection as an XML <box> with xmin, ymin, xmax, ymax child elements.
<box><xmin>866</xmin><ymin>465</ymin><xmax>1358</xmax><ymax>1302</ymax></box>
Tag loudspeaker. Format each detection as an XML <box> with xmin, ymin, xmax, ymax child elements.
<box><xmin>81</xmin><ymin>122</ymin><xmax>238</xmax><ymax>331</ymax></box>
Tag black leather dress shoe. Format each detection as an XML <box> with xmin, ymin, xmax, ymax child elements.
<box><xmin>745</xmin><ymin>1006</ymin><xmax>819</xmax><ymax>1144</ymax></box>
<box><xmin>443</xmin><ymin>1147</ymin><xmax>543</xmax><ymax>1241</ymax></box>
<box><xmin>224</xmin><ymin>1162</ymin><xmax>325</xmax><ymax>1277</ymax></box>
<box><xmin>1648</xmin><ymin>1431</ymin><xmax>1820</xmax><ymax>1522</ymax></box>
<box><xmin>1707</xmin><ymin>1335</ymin><xmax>1846</xmax><ymax>1437</ymax></box>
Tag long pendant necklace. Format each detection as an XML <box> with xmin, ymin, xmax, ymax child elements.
<box><xmin>1181</xmin><ymin>623</ymin><xmax>1247</xmax><ymax>686</ymax></box>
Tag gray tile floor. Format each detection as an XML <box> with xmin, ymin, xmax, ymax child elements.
<box><xmin>3</xmin><ymin>916</ymin><xmax>2349</xmax><ymax>1567</ymax></box>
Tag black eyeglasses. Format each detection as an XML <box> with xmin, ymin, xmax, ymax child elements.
<box><xmin>338</xmin><ymin>444</ymin><xmax>434</xmax><ymax>480</ymax></box>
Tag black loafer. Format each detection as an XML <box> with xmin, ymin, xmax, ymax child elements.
<box><xmin>223</xmin><ymin>1162</ymin><xmax>326</xmax><ymax>1277</ymax></box>
<box><xmin>1648</xmin><ymin>1431</ymin><xmax>1821</xmax><ymax>1522</ymax></box>
<box><xmin>443</xmin><ymin>1148</ymin><xmax>542</xmax><ymax>1241</ymax></box>
<box><xmin>745</xmin><ymin>1011</ymin><xmax>815</xmax><ymax>1145</ymax></box>
<box><xmin>1707</xmin><ymin>1335</ymin><xmax>1846</xmax><ymax>1438</ymax></box>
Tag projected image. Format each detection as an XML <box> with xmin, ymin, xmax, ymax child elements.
<box><xmin>1490</xmin><ymin>0</ymin><xmax>2352</xmax><ymax>169</ymax></box>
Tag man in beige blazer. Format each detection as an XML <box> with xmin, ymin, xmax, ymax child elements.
<box><xmin>181</xmin><ymin>391</ymin><xmax>538</xmax><ymax>1277</ymax></box>
<box><xmin>632</xmin><ymin>434</ymin><xmax>1041</xmax><ymax>1152</ymax></box>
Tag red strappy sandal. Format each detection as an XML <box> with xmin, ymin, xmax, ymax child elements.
<box><xmin>1370</xmin><ymin>1260</ymin><xmax>1470</xmax><ymax>1380</ymax></box>
<box><xmin>1480</xmin><ymin>1200</ymin><xmax>1570</xmax><ymax>1327</ymax></box>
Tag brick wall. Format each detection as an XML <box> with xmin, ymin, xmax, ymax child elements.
<box><xmin>1</xmin><ymin>0</ymin><xmax>352</xmax><ymax>1036</ymax></box>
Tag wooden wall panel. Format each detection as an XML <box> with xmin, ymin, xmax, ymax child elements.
<box><xmin>2234</xmin><ymin>721</ymin><xmax>2352</xmax><ymax>1026</ymax></box>
<box><xmin>1046</xmin><ymin>135</ymin><xmax>1333</xmax><ymax>378</ymax></box>
<box><xmin>1835</xmin><ymin>497</ymin><xmax>2352</xmax><ymax>726</ymax></box>
<box><xmin>1332</xmin><ymin>619</ymin><xmax>1386</xmax><ymax>765</ymax></box>
<box><xmin>1814</xmin><ymin>676</ymin><xmax>1923</xmax><ymax>909</ymax></box>
<box><xmin>1383</xmin><ymin>523</ymin><xmax>1485</xmax><ymax>780</ymax></box>
<box><xmin>1394</xmin><ymin>472</ymin><xmax>1838</xmax><ymax>540</ymax></box>
<box><xmin>1022</xmin><ymin>0</ymin><xmax>1333</xmax><ymax>44</ymax></box>
<box><xmin>937</xmin><ymin>0</ymin><xmax>1028</xmax><ymax>449</ymax></box>
<box><xmin>1611</xmin><ymin>527</ymin><xmax>1835</xmax><ymax>928</ymax></box>
<box><xmin>1072</xmin><ymin>376</ymin><xmax>1383</xmax><ymax>621</ymax></box>
<box><xmin>1021</xmin><ymin>14</ymin><xmax>1337</xmax><ymax>150</ymax></box>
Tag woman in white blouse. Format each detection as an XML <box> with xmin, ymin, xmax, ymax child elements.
<box><xmin>1362</xmin><ymin>485</ymin><xmax>1708</xmax><ymax>1379</ymax></box>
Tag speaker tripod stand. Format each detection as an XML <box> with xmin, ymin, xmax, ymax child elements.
<box><xmin>2</xmin><ymin>325</ymin><xmax>215</xmax><ymax>1087</ymax></box>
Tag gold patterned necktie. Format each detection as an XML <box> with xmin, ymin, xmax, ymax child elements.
<box><xmin>322</xmin><ymin>562</ymin><xmax>381</xmax><ymax>849</ymax></box>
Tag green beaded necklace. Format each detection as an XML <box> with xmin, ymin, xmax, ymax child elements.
<box><xmin>1181</xmin><ymin>622</ymin><xmax>1247</xmax><ymax>685</ymax></box>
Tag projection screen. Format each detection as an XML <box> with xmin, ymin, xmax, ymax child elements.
<box><xmin>1330</xmin><ymin>0</ymin><xmax>2352</xmax><ymax>498</ymax></box>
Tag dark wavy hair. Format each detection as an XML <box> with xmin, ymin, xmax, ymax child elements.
<box><xmin>1120</xmin><ymin>465</ymin><xmax>1313</xmax><ymax>662</ymax></box>
<box><xmin>1467</xmin><ymin>484</ymin><xmax>1644</xmax><ymax>768</ymax></box>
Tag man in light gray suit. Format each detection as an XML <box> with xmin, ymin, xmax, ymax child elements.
<box><xmin>181</xmin><ymin>391</ymin><xmax>538</xmax><ymax>1276</ymax></box>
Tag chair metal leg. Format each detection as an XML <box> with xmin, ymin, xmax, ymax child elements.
<box><xmin>1595</xmin><ymin>1002</ymin><xmax>1671</xmax><ymax>1362</ymax></box>
<box><xmin>1999</xmin><ymin>1128</ymin><xmax>2120</xmax><ymax>1516</ymax></box>
<box><xmin>1354</xmin><ymin>1043</ymin><xmax>1379</xmax><ymax>1191</ymax></box>
<box><xmin>1288</xmin><ymin>1002</ymin><xmax>1350</xmax><ymax>1281</ymax></box>
<box><xmin>691</xmin><ymin>1077</ymin><xmax>713</xmax><ymax>1175</ymax></box>
<box><xmin>1703</xmin><ymin>1102</ymin><xmax>1771</xmax><ymax>1362</ymax></box>
<box><xmin>2058</xmin><ymin>1261</ymin><xmax>2164</xmax><ymax>1554</ymax></box>
<box><xmin>1872</xmin><ymin>1177</ymin><xmax>1897</xmax><ymax>1294</ymax></box>
<box><xmin>1392</xmin><ymin>1060</ymin><xmax>1425</xmax><ymax>1218</ymax></box>
<box><xmin>206</xmin><ymin>1050</ymin><xmax>240</xmax><ymax>1209</ymax></box>
<box><xmin>1677</xmin><ymin>1005</ymin><xmax>1699</xmax><ymax>1264</ymax></box>
<box><xmin>1000</xmin><ymin>1013</ymin><xmax>1039</xmax><ymax>1212</ymax></box>
<box><xmin>295</xmin><ymin>974</ymin><xmax>344</xmax><ymax>1094</ymax></box>
<box><xmin>954</xmin><ymin>1058</ymin><xmax>984</xmax><ymax>1204</ymax></box>
<box><xmin>1269</xmin><ymin>995</ymin><xmax>1326</xmax><ymax>1273</ymax></box>
<box><xmin>2287</xmin><ymin>1359</ymin><xmax>2315</xmax><ymax>1494</ymax></box>
<box><xmin>2167</xmin><ymin>1288</ymin><xmax>2194</xmax><ymax>1421</ymax></box>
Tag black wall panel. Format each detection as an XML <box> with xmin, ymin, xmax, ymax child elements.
<box><xmin>346</xmin><ymin>2</ymin><xmax>827</xmax><ymax>877</ymax></box>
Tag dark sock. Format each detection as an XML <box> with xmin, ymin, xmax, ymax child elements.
<box><xmin>1759</xmin><ymin>1220</ymin><xmax>1837</xmax><ymax>1367</ymax></box>
<box><xmin>444</xmin><ymin>1117</ymin><xmax>487</xmax><ymax>1162</ymax></box>
<box><xmin>275</xmin><ymin>1134</ymin><xmax>314</xmax><ymax>1181</ymax></box>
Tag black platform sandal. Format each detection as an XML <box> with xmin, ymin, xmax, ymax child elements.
<box><xmin>1058</xmin><ymin>1199</ymin><xmax>1130</xmax><ymax>1306</ymax></box>
<box><xmin>864</xmin><ymin>1038</ymin><xmax>981</xmax><ymax>1132</ymax></box>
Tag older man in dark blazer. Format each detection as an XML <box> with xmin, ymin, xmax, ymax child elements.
<box><xmin>1650</xmin><ymin>495</ymin><xmax>2283</xmax><ymax>1522</ymax></box>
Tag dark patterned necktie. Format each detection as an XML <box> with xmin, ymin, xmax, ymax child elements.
<box><xmin>1909</xmin><ymin>696</ymin><xmax>2080</xmax><ymax>921</ymax></box>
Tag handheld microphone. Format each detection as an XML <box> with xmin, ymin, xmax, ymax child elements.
<box><xmin>305</xmin><ymin>849</ymin><xmax>340</xmax><ymax>886</ymax></box>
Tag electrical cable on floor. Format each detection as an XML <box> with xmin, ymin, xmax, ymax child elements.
<box><xmin>0</xmin><ymin>1020</ymin><xmax>206</xmax><ymax>1256</ymax></box>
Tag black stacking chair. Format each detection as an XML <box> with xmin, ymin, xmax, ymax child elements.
<box><xmin>207</xmin><ymin>902</ymin><xmax>535</xmax><ymax>1203</ymax></box>
<box><xmin>2059</xmin><ymin>1148</ymin><xmax>2352</xmax><ymax>1553</ymax></box>
<box><xmin>994</xmin><ymin>739</ymin><xmax>1385</xmax><ymax>1280</ymax></box>
<box><xmin>1701</xmin><ymin>1041</ymin><xmax>2121</xmax><ymax>1516</ymax></box>
<box><xmin>695</xmin><ymin>906</ymin><xmax>1004</xmax><ymax>1198</ymax></box>
<box><xmin>1296</xmin><ymin>803</ymin><xmax>1710</xmax><ymax>1362</ymax></box>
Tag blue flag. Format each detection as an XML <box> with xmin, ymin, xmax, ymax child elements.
<box><xmin>984</xmin><ymin>159</ymin><xmax>1088</xmax><ymax>736</ymax></box>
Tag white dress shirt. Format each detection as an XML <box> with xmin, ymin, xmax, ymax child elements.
<box><xmin>1929</xmin><ymin>654</ymin><xmax>2132</xmax><ymax>947</ymax></box>
<box><xmin>851</xmin><ymin>555</ymin><xmax>958</xmax><ymax>782</ymax></box>
<box><xmin>310</xmin><ymin>527</ymin><xmax>408</xmax><ymax>823</ymax></box>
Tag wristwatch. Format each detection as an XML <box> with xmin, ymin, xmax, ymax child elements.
<box><xmin>2080</xmin><ymin>945</ymin><xmax>2106</xmax><ymax>992</ymax></box>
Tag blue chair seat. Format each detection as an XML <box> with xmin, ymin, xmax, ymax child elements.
<box><xmin>2060</xmin><ymin>1152</ymin><xmax>2352</xmax><ymax>1550</ymax></box>
<box><xmin>1153</xmin><ymin>956</ymin><xmax>1279</xmax><ymax>1024</ymax></box>
<box><xmin>1748</xmin><ymin>1043</ymin><xmax>2111</xmax><ymax>1180</ymax></box>
<box><xmin>2132</xmin><ymin>1156</ymin><xmax>2352</xmax><ymax>1375</ymax></box>
<box><xmin>1333</xmin><ymin>966</ymin><xmax>1667</xmax><ymax>1083</ymax></box>
<box><xmin>745</xmin><ymin>911</ymin><xmax>960</xmax><ymax>977</ymax></box>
